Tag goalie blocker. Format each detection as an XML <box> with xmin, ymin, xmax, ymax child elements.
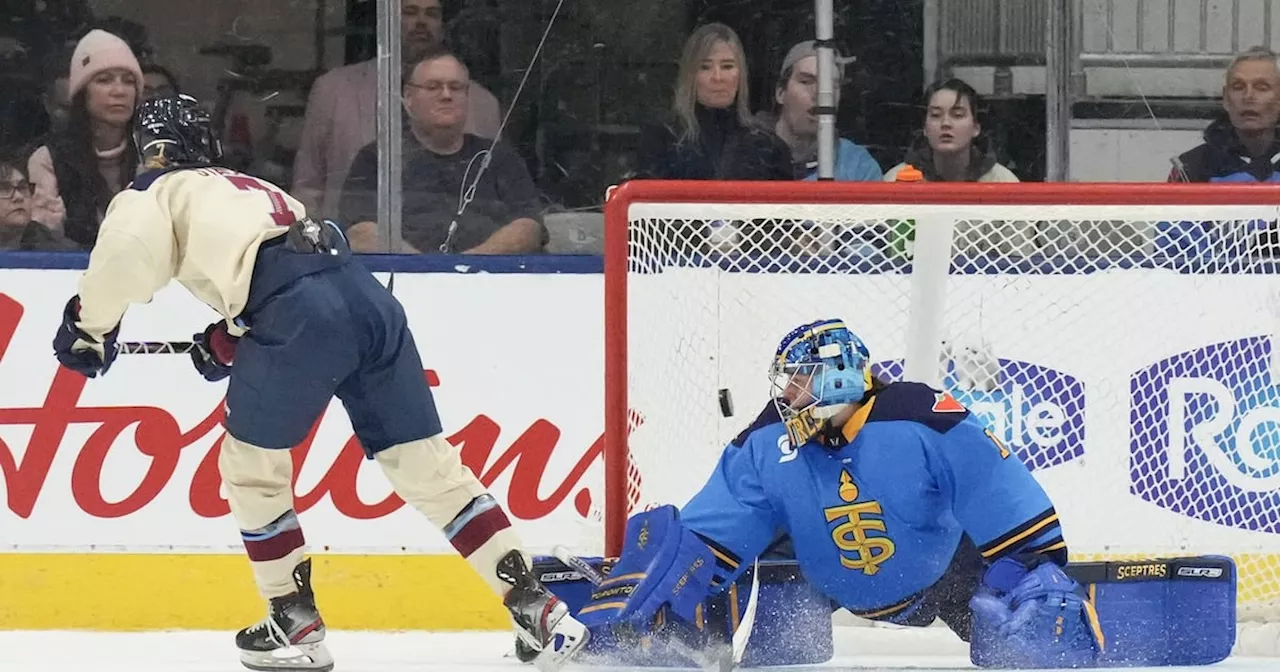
<box><xmin>519</xmin><ymin>553</ymin><xmax>1236</xmax><ymax>668</ymax></box>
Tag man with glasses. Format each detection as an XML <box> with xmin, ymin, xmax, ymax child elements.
<box><xmin>339</xmin><ymin>48</ymin><xmax>545</xmax><ymax>254</ymax></box>
<box><xmin>292</xmin><ymin>0</ymin><xmax>502</xmax><ymax>219</ymax></box>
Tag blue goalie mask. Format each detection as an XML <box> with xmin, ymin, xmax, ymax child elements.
<box><xmin>769</xmin><ymin>319</ymin><xmax>872</xmax><ymax>446</ymax></box>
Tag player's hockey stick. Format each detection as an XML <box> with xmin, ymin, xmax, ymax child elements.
<box><xmin>552</xmin><ymin>545</ymin><xmax>607</xmax><ymax>585</ymax></box>
<box><xmin>117</xmin><ymin>341</ymin><xmax>198</xmax><ymax>355</ymax></box>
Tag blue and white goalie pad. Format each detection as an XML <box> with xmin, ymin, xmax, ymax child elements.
<box><xmin>577</xmin><ymin>506</ymin><xmax>721</xmax><ymax>629</ymax></box>
<box><xmin>970</xmin><ymin>554</ymin><xmax>1239</xmax><ymax>668</ymax></box>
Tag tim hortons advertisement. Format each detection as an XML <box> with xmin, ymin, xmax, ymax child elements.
<box><xmin>0</xmin><ymin>270</ymin><xmax>607</xmax><ymax>554</ymax></box>
<box><xmin>1</xmin><ymin>267</ymin><xmax>1278</xmax><ymax>563</ymax></box>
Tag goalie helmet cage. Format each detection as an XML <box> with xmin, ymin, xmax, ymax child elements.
<box><xmin>602</xmin><ymin>179</ymin><xmax>1280</xmax><ymax>633</ymax></box>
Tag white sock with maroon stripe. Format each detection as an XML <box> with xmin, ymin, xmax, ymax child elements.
<box><xmin>374</xmin><ymin>436</ymin><xmax>529</xmax><ymax>597</ymax></box>
<box><xmin>240</xmin><ymin>509</ymin><xmax>308</xmax><ymax>599</ymax></box>
<box><xmin>219</xmin><ymin>436</ymin><xmax>308</xmax><ymax>600</ymax></box>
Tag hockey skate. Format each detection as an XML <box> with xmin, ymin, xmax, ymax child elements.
<box><xmin>235</xmin><ymin>559</ymin><xmax>333</xmax><ymax>672</ymax></box>
<box><xmin>498</xmin><ymin>551</ymin><xmax>589</xmax><ymax>672</ymax></box>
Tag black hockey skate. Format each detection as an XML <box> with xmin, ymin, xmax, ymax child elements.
<box><xmin>235</xmin><ymin>559</ymin><xmax>333</xmax><ymax>672</ymax></box>
<box><xmin>498</xmin><ymin>551</ymin><xmax>589</xmax><ymax>672</ymax></box>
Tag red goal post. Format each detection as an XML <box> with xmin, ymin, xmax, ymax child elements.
<box><xmin>602</xmin><ymin>179</ymin><xmax>1280</xmax><ymax>625</ymax></box>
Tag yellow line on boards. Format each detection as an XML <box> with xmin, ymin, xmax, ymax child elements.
<box><xmin>0</xmin><ymin>554</ymin><xmax>509</xmax><ymax>631</ymax></box>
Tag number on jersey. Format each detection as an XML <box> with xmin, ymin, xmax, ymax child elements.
<box><xmin>224</xmin><ymin>175</ymin><xmax>297</xmax><ymax>227</ymax></box>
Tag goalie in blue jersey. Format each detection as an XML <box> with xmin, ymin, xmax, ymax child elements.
<box><xmin>578</xmin><ymin>318</ymin><xmax>1105</xmax><ymax>669</ymax></box>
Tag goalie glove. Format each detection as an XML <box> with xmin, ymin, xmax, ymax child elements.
<box><xmin>191</xmin><ymin>321</ymin><xmax>239</xmax><ymax>382</ymax></box>
<box><xmin>968</xmin><ymin>555</ymin><xmax>1104</xmax><ymax>669</ymax></box>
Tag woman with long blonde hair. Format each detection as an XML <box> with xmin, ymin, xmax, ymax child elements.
<box><xmin>636</xmin><ymin>23</ymin><xmax>791</xmax><ymax>180</ymax></box>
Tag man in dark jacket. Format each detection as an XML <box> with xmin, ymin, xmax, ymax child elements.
<box><xmin>341</xmin><ymin>48</ymin><xmax>545</xmax><ymax>254</ymax></box>
<box><xmin>1171</xmin><ymin>47</ymin><xmax>1280</xmax><ymax>183</ymax></box>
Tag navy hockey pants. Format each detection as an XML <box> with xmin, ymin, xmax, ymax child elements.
<box><xmin>224</xmin><ymin>260</ymin><xmax>443</xmax><ymax>456</ymax></box>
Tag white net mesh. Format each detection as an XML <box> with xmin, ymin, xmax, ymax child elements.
<box><xmin>608</xmin><ymin>186</ymin><xmax>1280</xmax><ymax>631</ymax></box>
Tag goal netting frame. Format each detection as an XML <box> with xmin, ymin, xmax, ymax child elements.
<box><xmin>602</xmin><ymin>179</ymin><xmax>1280</xmax><ymax>639</ymax></box>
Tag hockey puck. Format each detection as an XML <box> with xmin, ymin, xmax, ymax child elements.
<box><xmin>718</xmin><ymin>388</ymin><xmax>734</xmax><ymax>417</ymax></box>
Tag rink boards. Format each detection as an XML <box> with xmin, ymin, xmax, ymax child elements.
<box><xmin>0</xmin><ymin>253</ymin><xmax>1278</xmax><ymax>630</ymax></box>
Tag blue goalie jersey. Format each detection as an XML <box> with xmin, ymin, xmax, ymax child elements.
<box><xmin>680</xmin><ymin>382</ymin><xmax>1066</xmax><ymax>617</ymax></box>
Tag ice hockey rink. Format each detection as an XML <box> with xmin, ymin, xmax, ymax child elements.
<box><xmin>2</xmin><ymin>628</ymin><xmax>1274</xmax><ymax>672</ymax></box>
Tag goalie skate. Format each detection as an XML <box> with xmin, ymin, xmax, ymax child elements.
<box><xmin>498</xmin><ymin>551</ymin><xmax>590</xmax><ymax>672</ymax></box>
<box><xmin>235</xmin><ymin>559</ymin><xmax>333</xmax><ymax>672</ymax></box>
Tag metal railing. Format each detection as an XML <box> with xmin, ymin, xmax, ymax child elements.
<box><xmin>928</xmin><ymin>0</ymin><xmax>1276</xmax><ymax>78</ymax></box>
<box><xmin>1077</xmin><ymin>0</ymin><xmax>1272</xmax><ymax>68</ymax></box>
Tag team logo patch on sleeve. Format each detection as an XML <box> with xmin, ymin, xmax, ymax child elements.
<box><xmin>931</xmin><ymin>391</ymin><xmax>966</xmax><ymax>413</ymax></box>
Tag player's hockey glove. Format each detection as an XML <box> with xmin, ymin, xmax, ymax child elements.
<box><xmin>52</xmin><ymin>295</ymin><xmax>119</xmax><ymax>378</ymax></box>
<box><xmin>191</xmin><ymin>321</ymin><xmax>239</xmax><ymax>382</ymax></box>
<box><xmin>968</xmin><ymin>555</ymin><xmax>1103</xmax><ymax>669</ymax></box>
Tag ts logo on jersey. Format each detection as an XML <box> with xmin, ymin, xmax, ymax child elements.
<box><xmin>823</xmin><ymin>470</ymin><xmax>895</xmax><ymax>575</ymax></box>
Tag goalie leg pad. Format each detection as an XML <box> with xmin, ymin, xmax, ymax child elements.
<box><xmin>1065</xmin><ymin>555</ymin><xmax>1236</xmax><ymax>667</ymax></box>
<box><xmin>577</xmin><ymin>505</ymin><xmax>721</xmax><ymax>630</ymax></box>
<box><xmin>532</xmin><ymin>556</ymin><xmax>836</xmax><ymax>668</ymax></box>
<box><xmin>969</xmin><ymin>556</ymin><xmax>1104</xmax><ymax>669</ymax></box>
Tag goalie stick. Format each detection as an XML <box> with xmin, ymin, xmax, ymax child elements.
<box><xmin>550</xmin><ymin>545</ymin><xmax>760</xmax><ymax>672</ymax></box>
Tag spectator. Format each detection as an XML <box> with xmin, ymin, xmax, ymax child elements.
<box><xmin>27</xmin><ymin>29</ymin><xmax>142</xmax><ymax>248</ymax></box>
<box><xmin>1170</xmin><ymin>47</ymin><xmax>1280</xmax><ymax>182</ymax></box>
<box><xmin>884</xmin><ymin>78</ymin><xmax>1017</xmax><ymax>183</ymax></box>
<box><xmin>40</xmin><ymin>50</ymin><xmax>73</xmax><ymax>137</ymax></box>
<box><xmin>293</xmin><ymin>0</ymin><xmax>502</xmax><ymax>219</ymax></box>
<box><xmin>756</xmin><ymin>40</ymin><xmax>882</xmax><ymax>181</ymax></box>
<box><xmin>142</xmin><ymin>64</ymin><xmax>180</xmax><ymax>100</ymax></box>
<box><xmin>885</xmin><ymin>79</ymin><xmax>1030</xmax><ymax>259</ymax></box>
<box><xmin>340</xmin><ymin>49</ymin><xmax>544</xmax><ymax>255</ymax></box>
<box><xmin>635</xmin><ymin>22</ymin><xmax>792</xmax><ymax>180</ymax></box>
<box><xmin>0</xmin><ymin>156</ymin><xmax>78</xmax><ymax>250</ymax></box>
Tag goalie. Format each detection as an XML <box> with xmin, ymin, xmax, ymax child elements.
<box><xmin>578</xmin><ymin>318</ymin><xmax>1104</xmax><ymax>669</ymax></box>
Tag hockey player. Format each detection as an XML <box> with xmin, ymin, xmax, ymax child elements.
<box><xmin>578</xmin><ymin>318</ymin><xmax>1104</xmax><ymax>669</ymax></box>
<box><xmin>50</xmin><ymin>94</ymin><xmax>587</xmax><ymax>672</ymax></box>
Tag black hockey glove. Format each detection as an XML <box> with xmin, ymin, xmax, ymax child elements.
<box><xmin>52</xmin><ymin>295</ymin><xmax>119</xmax><ymax>378</ymax></box>
<box><xmin>191</xmin><ymin>321</ymin><xmax>239</xmax><ymax>382</ymax></box>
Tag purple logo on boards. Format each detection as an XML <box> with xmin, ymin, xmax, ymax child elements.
<box><xmin>873</xmin><ymin>358</ymin><xmax>1086</xmax><ymax>471</ymax></box>
<box><xmin>1129</xmin><ymin>336</ymin><xmax>1280</xmax><ymax>534</ymax></box>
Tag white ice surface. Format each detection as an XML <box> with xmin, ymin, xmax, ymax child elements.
<box><xmin>0</xmin><ymin>629</ymin><xmax>1274</xmax><ymax>672</ymax></box>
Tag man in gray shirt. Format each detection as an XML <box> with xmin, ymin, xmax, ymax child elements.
<box><xmin>341</xmin><ymin>49</ymin><xmax>544</xmax><ymax>254</ymax></box>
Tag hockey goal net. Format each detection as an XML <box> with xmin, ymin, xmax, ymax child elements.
<box><xmin>602</xmin><ymin>180</ymin><xmax>1280</xmax><ymax>644</ymax></box>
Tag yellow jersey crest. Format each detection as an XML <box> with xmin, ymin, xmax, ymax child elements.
<box><xmin>823</xmin><ymin>469</ymin><xmax>895</xmax><ymax>575</ymax></box>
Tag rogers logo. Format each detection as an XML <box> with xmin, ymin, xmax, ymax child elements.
<box><xmin>1129</xmin><ymin>335</ymin><xmax>1280</xmax><ymax>533</ymax></box>
<box><xmin>0</xmin><ymin>293</ymin><xmax>634</xmax><ymax>523</ymax></box>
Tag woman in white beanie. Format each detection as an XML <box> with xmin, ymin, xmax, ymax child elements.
<box><xmin>27</xmin><ymin>29</ymin><xmax>143</xmax><ymax>248</ymax></box>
